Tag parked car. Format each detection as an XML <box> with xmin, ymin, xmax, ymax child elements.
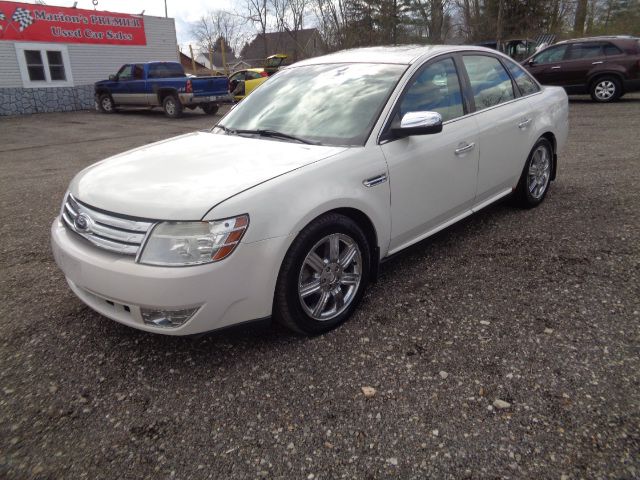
<box><xmin>95</xmin><ymin>62</ymin><xmax>233</xmax><ymax>118</ymax></box>
<box><xmin>52</xmin><ymin>45</ymin><xmax>568</xmax><ymax>336</ymax></box>
<box><xmin>522</xmin><ymin>36</ymin><xmax>640</xmax><ymax>102</ymax></box>
<box><xmin>229</xmin><ymin>54</ymin><xmax>287</xmax><ymax>101</ymax></box>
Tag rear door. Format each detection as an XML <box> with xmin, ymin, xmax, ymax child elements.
<box><xmin>525</xmin><ymin>44</ymin><xmax>569</xmax><ymax>85</ymax></box>
<box><xmin>461</xmin><ymin>53</ymin><xmax>537</xmax><ymax>202</ymax></box>
<box><xmin>380</xmin><ymin>56</ymin><xmax>480</xmax><ymax>253</ymax></box>
<box><xmin>561</xmin><ymin>42</ymin><xmax>605</xmax><ymax>87</ymax></box>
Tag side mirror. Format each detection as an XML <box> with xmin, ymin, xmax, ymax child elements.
<box><xmin>392</xmin><ymin>111</ymin><xmax>443</xmax><ymax>137</ymax></box>
<box><xmin>109</xmin><ymin>74</ymin><xmax>117</xmax><ymax>81</ymax></box>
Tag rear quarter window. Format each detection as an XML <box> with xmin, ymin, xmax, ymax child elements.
<box><xmin>504</xmin><ymin>59</ymin><xmax>540</xmax><ymax>96</ymax></box>
<box><xmin>603</xmin><ymin>43</ymin><xmax>623</xmax><ymax>56</ymax></box>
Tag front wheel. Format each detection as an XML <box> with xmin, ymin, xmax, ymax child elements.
<box><xmin>162</xmin><ymin>95</ymin><xmax>183</xmax><ymax>118</ymax></box>
<box><xmin>590</xmin><ymin>76</ymin><xmax>621</xmax><ymax>103</ymax></box>
<box><xmin>97</xmin><ymin>93</ymin><xmax>115</xmax><ymax>113</ymax></box>
<box><xmin>514</xmin><ymin>137</ymin><xmax>553</xmax><ymax>208</ymax></box>
<box><xmin>274</xmin><ymin>213</ymin><xmax>370</xmax><ymax>335</ymax></box>
<box><xmin>201</xmin><ymin>103</ymin><xmax>219</xmax><ymax>115</ymax></box>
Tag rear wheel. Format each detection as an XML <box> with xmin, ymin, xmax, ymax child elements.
<box><xmin>162</xmin><ymin>95</ymin><xmax>183</xmax><ymax>118</ymax></box>
<box><xmin>201</xmin><ymin>103</ymin><xmax>219</xmax><ymax>115</ymax></box>
<box><xmin>97</xmin><ymin>93</ymin><xmax>115</xmax><ymax>113</ymax></box>
<box><xmin>590</xmin><ymin>76</ymin><xmax>621</xmax><ymax>103</ymax></box>
<box><xmin>514</xmin><ymin>137</ymin><xmax>553</xmax><ymax>208</ymax></box>
<box><xmin>274</xmin><ymin>213</ymin><xmax>370</xmax><ymax>335</ymax></box>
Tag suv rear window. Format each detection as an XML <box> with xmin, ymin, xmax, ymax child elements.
<box><xmin>567</xmin><ymin>43</ymin><xmax>603</xmax><ymax>60</ymax></box>
<box><xmin>603</xmin><ymin>43</ymin><xmax>623</xmax><ymax>56</ymax></box>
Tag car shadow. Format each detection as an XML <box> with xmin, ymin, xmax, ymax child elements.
<box><xmin>569</xmin><ymin>96</ymin><xmax>640</xmax><ymax>104</ymax></box>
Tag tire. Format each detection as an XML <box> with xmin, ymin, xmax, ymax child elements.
<box><xmin>201</xmin><ymin>103</ymin><xmax>219</xmax><ymax>115</ymax></box>
<box><xmin>162</xmin><ymin>95</ymin><xmax>183</xmax><ymax>118</ymax></box>
<box><xmin>274</xmin><ymin>213</ymin><xmax>371</xmax><ymax>335</ymax></box>
<box><xmin>590</xmin><ymin>76</ymin><xmax>621</xmax><ymax>103</ymax></box>
<box><xmin>97</xmin><ymin>93</ymin><xmax>116</xmax><ymax>113</ymax></box>
<box><xmin>514</xmin><ymin>137</ymin><xmax>554</xmax><ymax>208</ymax></box>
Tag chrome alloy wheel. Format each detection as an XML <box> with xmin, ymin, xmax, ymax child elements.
<box><xmin>101</xmin><ymin>96</ymin><xmax>113</xmax><ymax>112</ymax></box>
<box><xmin>594</xmin><ymin>80</ymin><xmax>616</xmax><ymax>101</ymax></box>
<box><xmin>528</xmin><ymin>144</ymin><xmax>551</xmax><ymax>200</ymax></box>
<box><xmin>165</xmin><ymin>98</ymin><xmax>176</xmax><ymax>116</ymax></box>
<box><xmin>298</xmin><ymin>233</ymin><xmax>362</xmax><ymax>321</ymax></box>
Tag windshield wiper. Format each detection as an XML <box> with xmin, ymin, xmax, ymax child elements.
<box><xmin>222</xmin><ymin>127</ymin><xmax>317</xmax><ymax>145</ymax></box>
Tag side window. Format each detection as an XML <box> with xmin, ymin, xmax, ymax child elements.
<box><xmin>399</xmin><ymin>57</ymin><xmax>464</xmax><ymax>123</ymax></box>
<box><xmin>603</xmin><ymin>43</ymin><xmax>623</xmax><ymax>56</ymax></box>
<box><xmin>133</xmin><ymin>64</ymin><xmax>144</xmax><ymax>80</ymax></box>
<box><xmin>504</xmin><ymin>59</ymin><xmax>540</xmax><ymax>96</ymax></box>
<box><xmin>24</xmin><ymin>50</ymin><xmax>45</xmax><ymax>81</ymax></box>
<box><xmin>533</xmin><ymin>45</ymin><xmax>568</xmax><ymax>64</ymax></box>
<box><xmin>118</xmin><ymin>65</ymin><xmax>133</xmax><ymax>80</ymax></box>
<box><xmin>462</xmin><ymin>55</ymin><xmax>515</xmax><ymax>110</ymax></box>
<box><xmin>46</xmin><ymin>51</ymin><xmax>66</xmax><ymax>81</ymax></box>
<box><xmin>567</xmin><ymin>43</ymin><xmax>603</xmax><ymax>60</ymax></box>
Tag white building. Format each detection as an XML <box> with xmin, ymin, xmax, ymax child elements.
<box><xmin>0</xmin><ymin>1</ymin><xmax>177</xmax><ymax>115</ymax></box>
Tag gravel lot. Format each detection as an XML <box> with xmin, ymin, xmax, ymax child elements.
<box><xmin>1</xmin><ymin>97</ymin><xmax>639</xmax><ymax>480</ymax></box>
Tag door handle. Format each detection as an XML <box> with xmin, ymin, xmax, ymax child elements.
<box><xmin>454</xmin><ymin>142</ymin><xmax>475</xmax><ymax>155</ymax></box>
<box><xmin>592</xmin><ymin>61</ymin><xmax>604</xmax><ymax>65</ymax></box>
<box><xmin>551</xmin><ymin>66</ymin><xmax>561</xmax><ymax>70</ymax></box>
<box><xmin>518</xmin><ymin>118</ymin><xmax>532</xmax><ymax>129</ymax></box>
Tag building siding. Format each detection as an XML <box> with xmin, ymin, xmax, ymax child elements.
<box><xmin>0</xmin><ymin>15</ymin><xmax>177</xmax><ymax>115</ymax></box>
<box><xmin>0</xmin><ymin>42</ymin><xmax>23</xmax><ymax>88</ymax></box>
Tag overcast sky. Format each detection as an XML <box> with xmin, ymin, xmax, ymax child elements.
<box><xmin>18</xmin><ymin>0</ymin><xmax>237</xmax><ymax>46</ymax></box>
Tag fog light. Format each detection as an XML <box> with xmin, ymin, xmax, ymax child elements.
<box><xmin>141</xmin><ymin>306</ymin><xmax>200</xmax><ymax>328</ymax></box>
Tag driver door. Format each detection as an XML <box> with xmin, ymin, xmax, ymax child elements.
<box><xmin>110</xmin><ymin>64</ymin><xmax>133</xmax><ymax>104</ymax></box>
<box><xmin>380</xmin><ymin>56</ymin><xmax>479</xmax><ymax>254</ymax></box>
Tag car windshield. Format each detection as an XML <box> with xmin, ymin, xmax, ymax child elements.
<box><xmin>217</xmin><ymin>63</ymin><xmax>407</xmax><ymax>146</ymax></box>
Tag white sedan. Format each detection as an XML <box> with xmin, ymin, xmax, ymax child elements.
<box><xmin>51</xmin><ymin>45</ymin><xmax>569</xmax><ymax>336</ymax></box>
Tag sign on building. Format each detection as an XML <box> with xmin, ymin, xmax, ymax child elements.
<box><xmin>0</xmin><ymin>1</ymin><xmax>146</xmax><ymax>45</ymax></box>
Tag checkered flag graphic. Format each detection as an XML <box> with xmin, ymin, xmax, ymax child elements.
<box><xmin>12</xmin><ymin>7</ymin><xmax>34</xmax><ymax>32</ymax></box>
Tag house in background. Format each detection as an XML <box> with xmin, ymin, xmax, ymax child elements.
<box><xmin>178</xmin><ymin>51</ymin><xmax>210</xmax><ymax>75</ymax></box>
<box><xmin>240</xmin><ymin>28</ymin><xmax>326</xmax><ymax>67</ymax></box>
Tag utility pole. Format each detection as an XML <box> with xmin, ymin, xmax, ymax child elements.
<box><xmin>164</xmin><ymin>0</ymin><xmax>168</xmax><ymax>18</ymax></box>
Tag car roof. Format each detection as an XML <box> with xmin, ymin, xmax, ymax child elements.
<box><xmin>557</xmin><ymin>35</ymin><xmax>639</xmax><ymax>44</ymax></box>
<box><xmin>290</xmin><ymin>45</ymin><xmax>501</xmax><ymax>67</ymax></box>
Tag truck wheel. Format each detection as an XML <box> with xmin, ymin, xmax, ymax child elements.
<box><xmin>162</xmin><ymin>95</ymin><xmax>183</xmax><ymax>118</ymax></box>
<box><xmin>98</xmin><ymin>94</ymin><xmax>116</xmax><ymax>113</ymax></box>
<box><xmin>201</xmin><ymin>103</ymin><xmax>219</xmax><ymax>115</ymax></box>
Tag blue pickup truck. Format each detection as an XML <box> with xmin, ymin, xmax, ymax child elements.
<box><xmin>94</xmin><ymin>62</ymin><xmax>232</xmax><ymax>118</ymax></box>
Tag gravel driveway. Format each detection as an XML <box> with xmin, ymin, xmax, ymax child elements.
<box><xmin>1</xmin><ymin>97</ymin><xmax>639</xmax><ymax>479</ymax></box>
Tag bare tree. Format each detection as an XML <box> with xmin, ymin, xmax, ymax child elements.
<box><xmin>245</xmin><ymin>0</ymin><xmax>271</xmax><ymax>57</ymax></box>
<box><xmin>191</xmin><ymin>10</ymin><xmax>245</xmax><ymax>56</ymax></box>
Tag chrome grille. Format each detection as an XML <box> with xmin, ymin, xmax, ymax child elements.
<box><xmin>61</xmin><ymin>194</ymin><xmax>155</xmax><ymax>256</ymax></box>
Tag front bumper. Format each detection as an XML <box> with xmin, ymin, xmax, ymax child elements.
<box><xmin>51</xmin><ymin>217</ymin><xmax>288</xmax><ymax>335</ymax></box>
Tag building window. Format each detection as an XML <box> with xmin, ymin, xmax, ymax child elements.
<box><xmin>25</xmin><ymin>50</ymin><xmax>46</xmax><ymax>81</ymax></box>
<box><xmin>15</xmin><ymin>43</ymin><xmax>73</xmax><ymax>88</ymax></box>
<box><xmin>47</xmin><ymin>51</ymin><xmax>67</xmax><ymax>81</ymax></box>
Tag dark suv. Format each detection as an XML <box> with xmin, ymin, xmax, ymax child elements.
<box><xmin>523</xmin><ymin>36</ymin><xmax>640</xmax><ymax>102</ymax></box>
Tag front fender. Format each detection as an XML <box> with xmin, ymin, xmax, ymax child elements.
<box><xmin>203</xmin><ymin>147</ymin><xmax>392</xmax><ymax>259</ymax></box>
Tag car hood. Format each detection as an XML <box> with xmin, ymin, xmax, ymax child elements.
<box><xmin>70</xmin><ymin>131</ymin><xmax>347</xmax><ymax>220</ymax></box>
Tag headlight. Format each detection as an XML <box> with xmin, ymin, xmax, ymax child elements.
<box><xmin>138</xmin><ymin>214</ymin><xmax>249</xmax><ymax>266</ymax></box>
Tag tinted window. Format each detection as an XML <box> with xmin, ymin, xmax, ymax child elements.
<box><xmin>399</xmin><ymin>57</ymin><xmax>464</xmax><ymax>122</ymax></box>
<box><xmin>504</xmin><ymin>59</ymin><xmax>540</xmax><ymax>96</ymax></box>
<box><xmin>603</xmin><ymin>43</ymin><xmax>623</xmax><ymax>56</ymax></box>
<box><xmin>220</xmin><ymin>63</ymin><xmax>406</xmax><ymax>146</ymax></box>
<box><xmin>148</xmin><ymin>63</ymin><xmax>185</xmax><ymax>79</ymax></box>
<box><xmin>25</xmin><ymin>50</ymin><xmax>45</xmax><ymax>81</ymax></box>
<box><xmin>567</xmin><ymin>43</ymin><xmax>603</xmax><ymax>60</ymax></box>
<box><xmin>463</xmin><ymin>55</ymin><xmax>515</xmax><ymax>109</ymax></box>
<box><xmin>46</xmin><ymin>51</ymin><xmax>66</xmax><ymax>81</ymax></box>
<box><xmin>133</xmin><ymin>64</ymin><xmax>144</xmax><ymax>80</ymax></box>
<box><xmin>534</xmin><ymin>45</ymin><xmax>568</xmax><ymax>64</ymax></box>
<box><xmin>117</xmin><ymin>65</ymin><xmax>133</xmax><ymax>80</ymax></box>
